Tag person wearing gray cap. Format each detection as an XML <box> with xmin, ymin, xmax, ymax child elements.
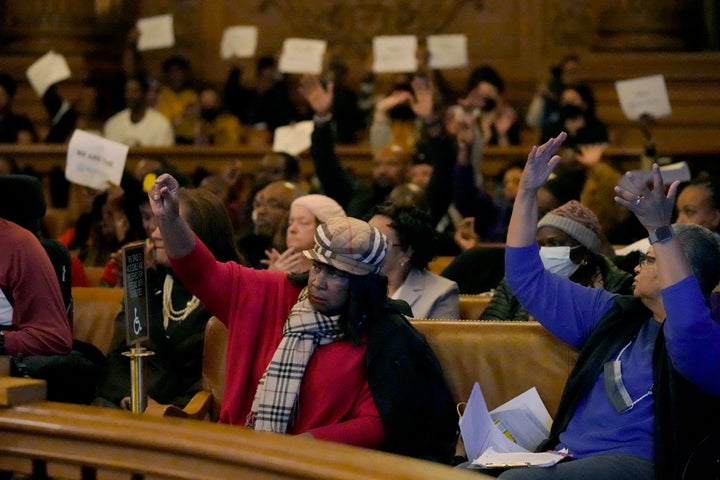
<box><xmin>149</xmin><ymin>174</ymin><xmax>457</xmax><ymax>463</ymax></box>
<box><xmin>481</xmin><ymin>200</ymin><xmax>632</xmax><ymax>321</ymax></box>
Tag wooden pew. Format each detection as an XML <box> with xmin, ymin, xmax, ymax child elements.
<box><xmin>0</xmin><ymin>399</ymin><xmax>488</xmax><ymax>480</ymax></box>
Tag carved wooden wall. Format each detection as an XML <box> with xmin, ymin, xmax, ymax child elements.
<box><xmin>1</xmin><ymin>0</ymin><xmax>719</xmax><ymax>150</ymax></box>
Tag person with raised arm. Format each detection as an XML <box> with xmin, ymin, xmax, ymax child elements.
<box><xmin>487</xmin><ymin>132</ymin><xmax>720</xmax><ymax>480</ymax></box>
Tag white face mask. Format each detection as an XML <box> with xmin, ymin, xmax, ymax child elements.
<box><xmin>539</xmin><ymin>246</ymin><xmax>579</xmax><ymax>278</ymax></box>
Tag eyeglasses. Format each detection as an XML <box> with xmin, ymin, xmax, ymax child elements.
<box><xmin>638</xmin><ymin>252</ymin><xmax>656</xmax><ymax>266</ymax></box>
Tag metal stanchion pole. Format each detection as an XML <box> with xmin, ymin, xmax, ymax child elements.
<box><xmin>122</xmin><ymin>345</ymin><xmax>155</xmax><ymax>414</ymax></box>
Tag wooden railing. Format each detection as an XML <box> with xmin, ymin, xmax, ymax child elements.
<box><xmin>5</xmin><ymin>143</ymin><xmax>720</xmax><ymax>185</ymax></box>
<box><xmin>0</xmin><ymin>397</ymin><xmax>488</xmax><ymax>480</ymax></box>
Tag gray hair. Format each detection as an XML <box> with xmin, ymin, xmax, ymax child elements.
<box><xmin>673</xmin><ymin>223</ymin><xmax>720</xmax><ymax>298</ymax></box>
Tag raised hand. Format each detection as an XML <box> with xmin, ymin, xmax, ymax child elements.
<box><xmin>519</xmin><ymin>132</ymin><xmax>568</xmax><ymax>192</ymax></box>
<box><xmin>298</xmin><ymin>74</ymin><xmax>334</xmax><ymax>117</ymax></box>
<box><xmin>614</xmin><ymin>163</ymin><xmax>679</xmax><ymax>232</ymax></box>
<box><xmin>148</xmin><ymin>174</ymin><xmax>181</xmax><ymax>224</ymax></box>
<box><xmin>410</xmin><ymin>76</ymin><xmax>435</xmax><ymax>120</ymax></box>
<box><xmin>576</xmin><ymin>143</ymin><xmax>608</xmax><ymax>168</ymax></box>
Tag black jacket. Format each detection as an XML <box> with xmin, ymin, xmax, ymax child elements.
<box><xmin>366</xmin><ymin>299</ymin><xmax>458</xmax><ymax>463</ymax></box>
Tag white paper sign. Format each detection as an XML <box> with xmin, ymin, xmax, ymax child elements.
<box><xmin>136</xmin><ymin>14</ymin><xmax>175</xmax><ymax>51</ymax></box>
<box><xmin>221</xmin><ymin>26</ymin><xmax>258</xmax><ymax>59</ymax></box>
<box><xmin>278</xmin><ymin>38</ymin><xmax>327</xmax><ymax>74</ymax></box>
<box><xmin>272</xmin><ymin>120</ymin><xmax>314</xmax><ymax>155</ymax></box>
<box><xmin>26</xmin><ymin>51</ymin><xmax>71</xmax><ymax>96</ymax></box>
<box><xmin>372</xmin><ymin>35</ymin><xmax>418</xmax><ymax>73</ymax></box>
<box><xmin>427</xmin><ymin>34</ymin><xmax>468</xmax><ymax>69</ymax></box>
<box><xmin>65</xmin><ymin>130</ymin><xmax>129</xmax><ymax>190</ymax></box>
<box><xmin>615</xmin><ymin>74</ymin><xmax>672</xmax><ymax>120</ymax></box>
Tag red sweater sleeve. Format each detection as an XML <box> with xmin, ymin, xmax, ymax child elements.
<box><xmin>1</xmin><ymin>221</ymin><xmax>72</xmax><ymax>355</ymax></box>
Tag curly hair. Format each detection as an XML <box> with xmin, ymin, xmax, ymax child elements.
<box><xmin>370</xmin><ymin>203</ymin><xmax>437</xmax><ymax>270</ymax></box>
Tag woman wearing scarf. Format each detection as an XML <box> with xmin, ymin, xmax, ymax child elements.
<box><xmin>149</xmin><ymin>174</ymin><xmax>457</xmax><ymax>463</ymax></box>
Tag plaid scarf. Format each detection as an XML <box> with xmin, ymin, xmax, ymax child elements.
<box><xmin>247</xmin><ymin>295</ymin><xmax>344</xmax><ymax>433</ymax></box>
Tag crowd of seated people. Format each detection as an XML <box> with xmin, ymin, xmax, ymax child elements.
<box><xmin>1</xmin><ymin>24</ymin><xmax>719</xmax><ymax>478</ymax></box>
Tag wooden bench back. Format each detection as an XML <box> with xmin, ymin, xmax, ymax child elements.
<box><xmin>411</xmin><ymin>320</ymin><xmax>578</xmax><ymax>416</ymax></box>
<box><xmin>71</xmin><ymin>287</ymin><xmax>123</xmax><ymax>355</ymax></box>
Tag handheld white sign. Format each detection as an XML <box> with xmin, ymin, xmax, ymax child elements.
<box><xmin>372</xmin><ymin>35</ymin><xmax>418</xmax><ymax>73</ymax></box>
<box><xmin>221</xmin><ymin>26</ymin><xmax>258</xmax><ymax>59</ymax></box>
<box><xmin>136</xmin><ymin>14</ymin><xmax>175</xmax><ymax>51</ymax></box>
<box><xmin>278</xmin><ymin>38</ymin><xmax>327</xmax><ymax>74</ymax></box>
<box><xmin>272</xmin><ymin>120</ymin><xmax>314</xmax><ymax>155</ymax></box>
<box><xmin>615</xmin><ymin>74</ymin><xmax>672</xmax><ymax>120</ymax></box>
<box><xmin>65</xmin><ymin>130</ymin><xmax>128</xmax><ymax>190</ymax></box>
<box><xmin>26</xmin><ymin>51</ymin><xmax>71</xmax><ymax>96</ymax></box>
<box><xmin>427</xmin><ymin>34</ymin><xmax>468</xmax><ymax>69</ymax></box>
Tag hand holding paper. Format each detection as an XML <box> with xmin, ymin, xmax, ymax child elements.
<box><xmin>26</xmin><ymin>51</ymin><xmax>71</xmax><ymax>97</ymax></box>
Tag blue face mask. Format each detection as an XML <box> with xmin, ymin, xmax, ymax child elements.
<box><xmin>539</xmin><ymin>246</ymin><xmax>579</xmax><ymax>278</ymax></box>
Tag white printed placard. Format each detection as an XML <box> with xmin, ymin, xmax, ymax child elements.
<box><xmin>427</xmin><ymin>34</ymin><xmax>468</xmax><ymax>69</ymax></box>
<box><xmin>615</xmin><ymin>74</ymin><xmax>672</xmax><ymax>120</ymax></box>
<box><xmin>221</xmin><ymin>26</ymin><xmax>258</xmax><ymax>59</ymax></box>
<box><xmin>65</xmin><ymin>130</ymin><xmax>128</xmax><ymax>190</ymax></box>
<box><xmin>26</xmin><ymin>51</ymin><xmax>71</xmax><ymax>96</ymax></box>
<box><xmin>278</xmin><ymin>38</ymin><xmax>327</xmax><ymax>74</ymax></box>
<box><xmin>136</xmin><ymin>14</ymin><xmax>175</xmax><ymax>51</ymax></box>
<box><xmin>372</xmin><ymin>35</ymin><xmax>418</xmax><ymax>73</ymax></box>
<box><xmin>273</xmin><ymin>120</ymin><xmax>314</xmax><ymax>155</ymax></box>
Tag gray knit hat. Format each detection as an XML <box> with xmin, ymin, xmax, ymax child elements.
<box><xmin>537</xmin><ymin>200</ymin><xmax>602</xmax><ymax>252</ymax></box>
<box><xmin>303</xmin><ymin>217</ymin><xmax>387</xmax><ymax>275</ymax></box>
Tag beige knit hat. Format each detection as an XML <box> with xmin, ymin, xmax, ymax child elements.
<box><xmin>303</xmin><ymin>217</ymin><xmax>387</xmax><ymax>275</ymax></box>
<box><xmin>291</xmin><ymin>194</ymin><xmax>346</xmax><ymax>223</ymax></box>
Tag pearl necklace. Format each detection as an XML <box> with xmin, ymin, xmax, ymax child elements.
<box><xmin>162</xmin><ymin>274</ymin><xmax>201</xmax><ymax>329</ymax></box>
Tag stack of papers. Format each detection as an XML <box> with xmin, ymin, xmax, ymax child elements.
<box><xmin>460</xmin><ymin>382</ymin><xmax>567</xmax><ymax>469</ymax></box>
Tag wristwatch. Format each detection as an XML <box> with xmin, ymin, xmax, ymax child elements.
<box><xmin>649</xmin><ymin>225</ymin><xmax>673</xmax><ymax>245</ymax></box>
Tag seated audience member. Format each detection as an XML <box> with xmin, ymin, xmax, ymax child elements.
<box><xmin>324</xmin><ymin>56</ymin><xmax>364</xmax><ymax>144</ymax></box>
<box><xmin>223</xmin><ymin>55</ymin><xmax>300</xmax><ymax>135</ymax></box>
<box><xmin>94</xmin><ymin>188</ymin><xmax>241</xmax><ymax>410</ymax></box>
<box><xmin>461</xmin><ymin>65</ymin><xmax>520</xmax><ymax>146</ymax></box>
<box><xmin>149</xmin><ymin>174</ymin><xmax>458</xmax><ymax>462</ymax></box>
<box><xmin>193</xmin><ymin>85</ymin><xmax>243</xmax><ymax>146</ymax></box>
<box><xmin>104</xmin><ymin>75</ymin><xmax>174</xmax><ymax>146</ymax></box>
<box><xmin>154</xmin><ymin>56</ymin><xmax>198</xmax><ymax>144</ymax></box>
<box><xmin>369</xmin><ymin>73</ymin><xmax>422</xmax><ymax>153</ymax></box>
<box><xmin>264</xmin><ymin>194</ymin><xmax>345</xmax><ymax>274</ymax></box>
<box><xmin>492</xmin><ymin>132</ymin><xmax>720</xmax><ymax>480</ymax></box>
<box><xmin>0</xmin><ymin>73</ymin><xmax>37</xmax><ymax>143</ymax></box>
<box><xmin>482</xmin><ymin>200</ymin><xmax>632</xmax><ymax>321</ymax></box>
<box><xmin>301</xmin><ymin>74</ymin><xmax>455</xmax><ymax>225</ymax></box>
<box><xmin>451</xmin><ymin>109</ymin><xmax>522</xmax><ymax>244</ymax></box>
<box><xmin>68</xmin><ymin>173</ymin><xmax>147</xmax><ymax>268</ymax></box>
<box><xmin>540</xmin><ymin>84</ymin><xmax>608</xmax><ymax>148</ymax></box>
<box><xmin>369</xmin><ymin>203</ymin><xmax>459</xmax><ymax>319</ymax></box>
<box><xmin>525</xmin><ymin>55</ymin><xmax>583</xmax><ymax>133</ymax></box>
<box><xmin>43</xmin><ymin>80</ymin><xmax>103</xmax><ymax>142</ymax></box>
<box><xmin>0</xmin><ymin>175</ymin><xmax>72</xmax><ymax>356</ymax></box>
<box><xmin>237</xmin><ymin>180</ymin><xmax>305</xmax><ymax>269</ymax></box>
